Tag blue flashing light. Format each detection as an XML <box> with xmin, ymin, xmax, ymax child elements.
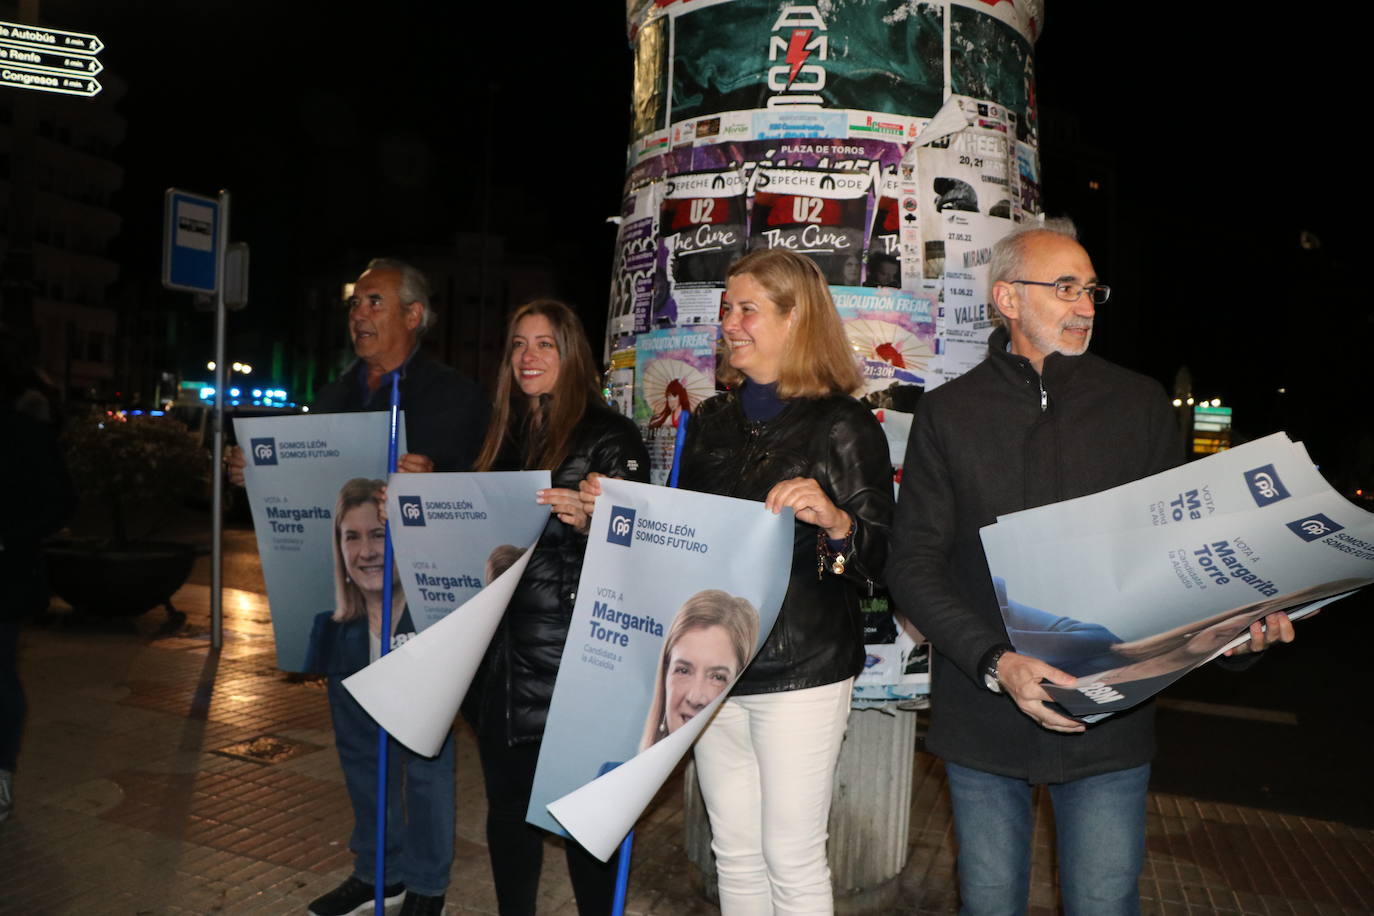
<box><xmin>200</xmin><ymin>387</ymin><xmax>215</xmax><ymax>400</ymax></box>
<box><xmin>229</xmin><ymin>387</ymin><xmax>241</xmax><ymax>397</ymax></box>
<box><xmin>151</xmin><ymin>410</ymin><xmax>165</xmax><ymax>416</ymax></box>
<box><xmin>130</xmin><ymin>410</ymin><xmax>144</xmax><ymax>416</ymax></box>
<box><xmin>252</xmin><ymin>389</ymin><xmax>262</xmax><ymax>398</ymax></box>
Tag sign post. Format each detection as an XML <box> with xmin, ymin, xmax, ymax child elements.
<box><xmin>163</xmin><ymin>188</ymin><xmax>231</xmax><ymax>649</ymax></box>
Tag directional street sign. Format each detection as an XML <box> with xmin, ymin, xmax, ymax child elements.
<box><xmin>0</xmin><ymin>42</ymin><xmax>102</xmax><ymax>76</ymax></box>
<box><xmin>0</xmin><ymin>20</ymin><xmax>103</xmax><ymax>98</ymax></box>
<box><xmin>0</xmin><ymin>67</ymin><xmax>100</xmax><ymax>97</ymax></box>
<box><xmin>0</xmin><ymin>20</ymin><xmax>103</xmax><ymax>56</ymax></box>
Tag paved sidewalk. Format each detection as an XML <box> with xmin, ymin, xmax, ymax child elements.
<box><xmin>3</xmin><ymin>584</ymin><xmax>1372</xmax><ymax>915</ymax></box>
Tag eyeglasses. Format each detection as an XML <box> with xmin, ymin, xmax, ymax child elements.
<box><xmin>1011</xmin><ymin>280</ymin><xmax>1111</xmax><ymax>305</ymax></box>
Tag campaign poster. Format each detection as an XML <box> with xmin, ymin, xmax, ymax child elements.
<box><xmin>1037</xmin><ymin>585</ymin><xmax>1361</xmax><ymax>719</ymax></box>
<box><xmin>530</xmin><ymin>479</ymin><xmax>794</xmax><ymax>860</ymax></box>
<box><xmin>235</xmin><ymin>412</ymin><xmax>404</xmax><ymax>672</ymax></box>
<box><xmin>980</xmin><ymin>436</ymin><xmax>1374</xmax><ymax>716</ymax></box>
<box><xmin>386</xmin><ymin>471</ymin><xmax>551</xmax><ymax>631</ymax></box>
<box><xmin>749</xmin><ymin>165</ymin><xmax>872</xmax><ymax>285</ymax></box>
<box><xmin>634</xmin><ymin>326</ymin><xmax>718</xmax><ymax>485</ymax></box>
<box><xmin>832</xmin><ymin>285</ymin><xmax>938</xmax><ymax>407</ymax></box>
<box><xmin>983</xmin><ymin>480</ymin><xmax>1374</xmax><ymax>645</ymax></box>
<box><xmin>993</xmin><ymin>434</ymin><xmax>1334</xmax><ymax>543</ymax></box>
<box><xmin>656</xmin><ymin>168</ymin><xmax>746</xmax><ymax>327</ymax></box>
<box><xmin>341</xmin><ymin>471</ymin><xmax>552</xmax><ymax>756</ymax></box>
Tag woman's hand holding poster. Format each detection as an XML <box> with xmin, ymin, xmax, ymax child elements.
<box><xmin>530</xmin><ymin>479</ymin><xmax>793</xmax><ymax>861</ymax></box>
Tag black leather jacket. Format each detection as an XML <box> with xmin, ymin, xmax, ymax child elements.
<box><xmin>467</xmin><ymin>401</ymin><xmax>650</xmax><ymax>745</ymax></box>
<box><xmin>679</xmin><ymin>389</ymin><xmax>894</xmax><ymax>695</ymax></box>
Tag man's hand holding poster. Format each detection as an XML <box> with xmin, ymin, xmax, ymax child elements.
<box><xmin>981</xmin><ymin>434</ymin><xmax>1374</xmax><ymax>718</ymax></box>
<box><xmin>341</xmin><ymin>471</ymin><xmax>551</xmax><ymax>757</ymax></box>
<box><xmin>530</xmin><ymin>479</ymin><xmax>793</xmax><ymax>861</ymax></box>
<box><xmin>235</xmin><ymin>412</ymin><xmax>405</xmax><ymax>672</ymax></box>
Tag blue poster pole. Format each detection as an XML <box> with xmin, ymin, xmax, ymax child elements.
<box><xmin>610</xmin><ymin>409</ymin><xmax>690</xmax><ymax>916</ymax></box>
<box><xmin>667</xmin><ymin>410</ymin><xmax>690</xmax><ymax>490</ymax></box>
<box><xmin>374</xmin><ymin>373</ymin><xmax>402</xmax><ymax>914</ymax></box>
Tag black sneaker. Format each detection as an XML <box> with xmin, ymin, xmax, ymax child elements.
<box><xmin>398</xmin><ymin>892</ymin><xmax>445</xmax><ymax>916</ymax></box>
<box><xmin>308</xmin><ymin>876</ymin><xmax>406</xmax><ymax>915</ymax></box>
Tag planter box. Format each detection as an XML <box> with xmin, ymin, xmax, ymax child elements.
<box><xmin>45</xmin><ymin>540</ymin><xmax>198</xmax><ymax>617</ymax></box>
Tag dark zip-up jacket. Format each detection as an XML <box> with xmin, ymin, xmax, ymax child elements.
<box><xmin>313</xmin><ymin>351</ymin><xmax>488</xmax><ymax>473</ymax></box>
<box><xmin>679</xmin><ymin>389</ymin><xmax>894</xmax><ymax>695</ymax></box>
<box><xmin>888</xmin><ymin>327</ymin><xmax>1182</xmax><ymax>783</ymax></box>
<box><xmin>467</xmin><ymin>401</ymin><xmax>650</xmax><ymax>745</ymax></box>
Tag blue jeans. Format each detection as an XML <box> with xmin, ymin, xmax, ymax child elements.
<box><xmin>328</xmin><ymin>677</ymin><xmax>455</xmax><ymax>896</ymax></box>
<box><xmin>944</xmin><ymin>761</ymin><xmax>1149</xmax><ymax>916</ymax></box>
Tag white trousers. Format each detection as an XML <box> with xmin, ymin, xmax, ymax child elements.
<box><xmin>693</xmin><ymin>678</ymin><xmax>853</xmax><ymax>916</ymax></box>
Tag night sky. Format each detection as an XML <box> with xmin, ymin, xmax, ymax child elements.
<box><xmin>33</xmin><ymin>1</ymin><xmax>1368</xmax><ymax>478</ymax></box>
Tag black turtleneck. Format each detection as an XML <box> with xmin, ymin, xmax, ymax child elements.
<box><xmin>740</xmin><ymin>379</ymin><xmax>786</xmax><ymax>422</ymax></box>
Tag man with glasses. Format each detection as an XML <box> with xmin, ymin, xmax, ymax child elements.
<box><xmin>887</xmin><ymin>220</ymin><xmax>1291</xmax><ymax>914</ymax></box>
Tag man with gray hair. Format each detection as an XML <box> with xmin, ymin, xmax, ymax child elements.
<box><xmin>313</xmin><ymin>257</ymin><xmax>486</xmax><ymax>473</ymax></box>
<box><xmin>304</xmin><ymin>258</ymin><xmax>485</xmax><ymax>916</ymax></box>
<box><xmin>229</xmin><ymin>258</ymin><xmax>486</xmax><ymax>915</ymax></box>
<box><xmin>887</xmin><ymin>219</ymin><xmax>1296</xmax><ymax>913</ymax></box>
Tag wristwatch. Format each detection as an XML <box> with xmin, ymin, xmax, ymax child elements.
<box><xmin>980</xmin><ymin>645</ymin><xmax>1013</xmax><ymax>694</ymax></box>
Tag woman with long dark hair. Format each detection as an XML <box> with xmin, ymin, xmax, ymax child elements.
<box><xmin>465</xmin><ymin>299</ymin><xmax>649</xmax><ymax>915</ymax></box>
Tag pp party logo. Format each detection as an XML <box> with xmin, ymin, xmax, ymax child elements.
<box><xmin>607</xmin><ymin>506</ymin><xmax>636</xmax><ymax>547</ymax></box>
<box><xmin>250</xmin><ymin>437</ymin><xmax>277</xmax><ymax>466</ymax></box>
<box><xmin>1286</xmin><ymin>513</ymin><xmax>1343</xmax><ymax>543</ymax></box>
<box><xmin>398</xmin><ymin>496</ymin><xmax>426</xmax><ymax>527</ymax></box>
<box><xmin>1243</xmin><ymin>464</ymin><xmax>1289</xmax><ymax>507</ymax></box>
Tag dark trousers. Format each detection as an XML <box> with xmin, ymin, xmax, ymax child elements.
<box><xmin>0</xmin><ymin>618</ymin><xmax>23</xmax><ymax>771</ymax></box>
<box><xmin>475</xmin><ymin>731</ymin><xmax>618</xmax><ymax>916</ymax></box>
<box><xmin>327</xmin><ymin>677</ymin><xmax>456</xmax><ymax>896</ymax></box>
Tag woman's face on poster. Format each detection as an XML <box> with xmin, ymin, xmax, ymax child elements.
<box><xmin>663</xmin><ymin>624</ymin><xmax>739</xmax><ymax>734</ymax></box>
<box><xmin>340</xmin><ymin>501</ymin><xmax>387</xmax><ymax>598</ymax></box>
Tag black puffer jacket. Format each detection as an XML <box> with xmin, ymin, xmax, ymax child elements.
<box><xmin>468</xmin><ymin>402</ymin><xmax>650</xmax><ymax>745</ymax></box>
<box><xmin>679</xmin><ymin>390</ymin><xmax>894</xmax><ymax>695</ymax></box>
